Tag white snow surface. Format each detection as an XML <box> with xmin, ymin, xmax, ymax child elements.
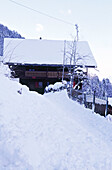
<box><xmin>1</xmin><ymin>65</ymin><xmax>112</xmax><ymax>169</ymax></box>
<box><xmin>109</xmin><ymin>97</ymin><xmax>112</xmax><ymax>106</ymax></box>
<box><xmin>3</xmin><ymin>38</ymin><xmax>97</xmax><ymax>67</ymax></box>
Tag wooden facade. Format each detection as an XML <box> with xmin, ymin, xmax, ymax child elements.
<box><xmin>4</xmin><ymin>39</ymin><xmax>97</xmax><ymax>94</ymax></box>
<box><xmin>8</xmin><ymin>64</ymin><xmax>72</xmax><ymax>94</ymax></box>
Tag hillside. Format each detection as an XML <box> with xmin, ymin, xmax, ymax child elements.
<box><xmin>1</xmin><ymin>64</ymin><xmax>112</xmax><ymax>169</ymax></box>
<box><xmin>0</xmin><ymin>23</ymin><xmax>24</xmax><ymax>56</ymax></box>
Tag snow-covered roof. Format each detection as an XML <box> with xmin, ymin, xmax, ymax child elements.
<box><xmin>3</xmin><ymin>38</ymin><xmax>97</xmax><ymax>67</ymax></box>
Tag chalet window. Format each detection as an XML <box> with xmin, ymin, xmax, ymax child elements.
<box><xmin>47</xmin><ymin>82</ymin><xmax>49</xmax><ymax>86</ymax></box>
<box><xmin>38</xmin><ymin>82</ymin><xmax>43</xmax><ymax>88</ymax></box>
<box><xmin>35</xmin><ymin>82</ymin><xmax>38</xmax><ymax>88</ymax></box>
<box><xmin>29</xmin><ymin>69</ymin><xmax>35</xmax><ymax>71</ymax></box>
<box><xmin>35</xmin><ymin>82</ymin><xmax>43</xmax><ymax>88</ymax></box>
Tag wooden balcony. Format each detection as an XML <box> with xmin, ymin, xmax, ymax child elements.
<box><xmin>25</xmin><ymin>71</ymin><xmax>69</xmax><ymax>79</ymax></box>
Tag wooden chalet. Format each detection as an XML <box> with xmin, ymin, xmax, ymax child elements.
<box><xmin>3</xmin><ymin>38</ymin><xmax>97</xmax><ymax>94</ymax></box>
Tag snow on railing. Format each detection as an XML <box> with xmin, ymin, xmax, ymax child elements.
<box><xmin>86</xmin><ymin>95</ymin><xmax>106</xmax><ymax>105</ymax></box>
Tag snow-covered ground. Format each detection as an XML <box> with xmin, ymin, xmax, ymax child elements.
<box><xmin>1</xmin><ymin>64</ymin><xmax>112</xmax><ymax>170</ymax></box>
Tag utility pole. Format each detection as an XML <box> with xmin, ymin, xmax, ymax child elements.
<box><xmin>69</xmin><ymin>24</ymin><xmax>79</xmax><ymax>99</ymax></box>
<box><xmin>63</xmin><ymin>24</ymin><xmax>80</xmax><ymax>99</ymax></box>
<box><xmin>73</xmin><ymin>24</ymin><xmax>79</xmax><ymax>70</ymax></box>
<box><xmin>75</xmin><ymin>24</ymin><xmax>79</xmax><ymax>42</ymax></box>
<box><xmin>62</xmin><ymin>40</ymin><xmax>66</xmax><ymax>82</ymax></box>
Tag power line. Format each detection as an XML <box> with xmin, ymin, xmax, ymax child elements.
<box><xmin>9</xmin><ymin>0</ymin><xmax>75</xmax><ymax>26</ymax></box>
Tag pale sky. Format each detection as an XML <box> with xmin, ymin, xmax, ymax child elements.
<box><xmin>1</xmin><ymin>0</ymin><xmax>112</xmax><ymax>80</ymax></box>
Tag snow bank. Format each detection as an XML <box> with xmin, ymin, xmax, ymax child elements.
<box><xmin>106</xmin><ymin>114</ymin><xmax>112</xmax><ymax>122</ymax></box>
<box><xmin>1</xmin><ymin>64</ymin><xmax>112</xmax><ymax>169</ymax></box>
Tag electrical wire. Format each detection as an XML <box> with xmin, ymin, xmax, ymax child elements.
<box><xmin>9</xmin><ymin>0</ymin><xmax>75</xmax><ymax>26</ymax></box>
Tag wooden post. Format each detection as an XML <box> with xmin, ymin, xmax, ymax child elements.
<box><xmin>84</xmin><ymin>92</ymin><xmax>87</xmax><ymax>108</ymax></box>
<box><xmin>92</xmin><ymin>91</ymin><xmax>96</xmax><ymax>113</ymax></box>
<box><xmin>69</xmin><ymin>74</ymin><xmax>73</xmax><ymax>99</ymax></box>
<box><xmin>105</xmin><ymin>96</ymin><xmax>108</xmax><ymax>117</ymax></box>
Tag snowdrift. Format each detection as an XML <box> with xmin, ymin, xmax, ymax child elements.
<box><xmin>1</xmin><ymin>65</ymin><xmax>112</xmax><ymax>169</ymax></box>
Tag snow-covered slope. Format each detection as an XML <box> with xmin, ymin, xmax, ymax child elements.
<box><xmin>0</xmin><ymin>64</ymin><xmax>112</xmax><ymax>169</ymax></box>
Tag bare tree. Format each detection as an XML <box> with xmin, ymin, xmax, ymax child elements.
<box><xmin>62</xmin><ymin>25</ymin><xmax>88</xmax><ymax>98</ymax></box>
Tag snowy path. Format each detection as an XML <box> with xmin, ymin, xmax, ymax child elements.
<box><xmin>1</xmin><ymin>73</ymin><xmax>112</xmax><ymax>169</ymax></box>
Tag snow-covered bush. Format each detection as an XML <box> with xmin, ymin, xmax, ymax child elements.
<box><xmin>44</xmin><ymin>84</ymin><xmax>54</xmax><ymax>93</ymax></box>
<box><xmin>53</xmin><ymin>82</ymin><xmax>65</xmax><ymax>92</ymax></box>
<box><xmin>44</xmin><ymin>81</ymin><xmax>67</xmax><ymax>93</ymax></box>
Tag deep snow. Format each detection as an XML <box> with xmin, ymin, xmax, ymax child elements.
<box><xmin>1</xmin><ymin>64</ymin><xmax>112</xmax><ymax>169</ymax></box>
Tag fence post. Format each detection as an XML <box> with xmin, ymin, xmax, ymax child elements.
<box><xmin>92</xmin><ymin>91</ymin><xmax>96</xmax><ymax>113</ymax></box>
<box><xmin>84</xmin><ymin>92</ymin><xmax>87</xmax><ymax>108</ymax></box>
<box><xmin>105</xmin><ymin>96</ymin><xmax>108</xmax><ymax>117</ymax></box>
